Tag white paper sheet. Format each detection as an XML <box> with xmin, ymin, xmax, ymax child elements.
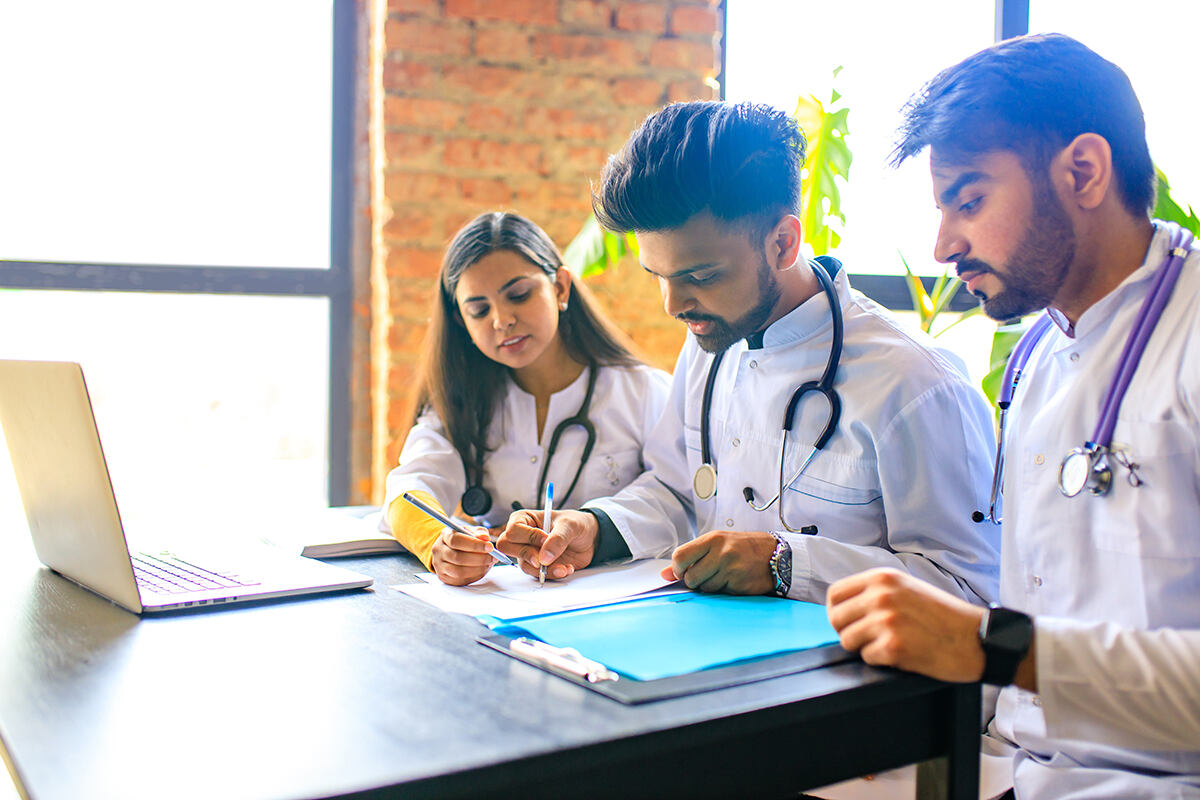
<box><xmin>393</xmin><ymin>558</ymin><xmax>678</xmax><ymax>620</ymax></box>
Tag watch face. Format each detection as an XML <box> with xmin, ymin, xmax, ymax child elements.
<box><xmin>985</xmin><ymin>607</ymin><xmax>1034</xmax><ymax>653</ymax></box>
<box><xmin>693</xmin><ymin>463</ymin><xmax>717</xmax><ymax>500</ymax></box>
<box><xmin>776</xmin><ymin>546</ymin><xmax>792</xmax><ymax>585</ymax></box>
<box><xmin>1058</xmin><ymin>449</ymin><xmax>1090</xmax><ymax>497</ymax></box>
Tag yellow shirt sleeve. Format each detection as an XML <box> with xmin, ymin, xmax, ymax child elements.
<box><xmin>386</xmin><ymin>490</ymin><xmax>449</xmax><ymax>570</ymax></box>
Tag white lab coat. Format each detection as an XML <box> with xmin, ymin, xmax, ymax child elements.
<box><xmin>993</xmin><ymin>223</ymin><xmax>1200</xmax><ymax>799</ymax></box>
<box><xmin>382</xmin><ymin>363</ymin><xmax>671</xmax><ymax>529</ymax></box>
<box><xmin>586</xmin><ymin>268</ymin><xmax>1000</xmax><ymax>604</ymax></box>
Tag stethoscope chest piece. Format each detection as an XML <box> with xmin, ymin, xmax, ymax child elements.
<box><xmin>1058</xmin><ymin>445</ymin><xmax>1111</xmax><ymax>498</ymax></box>
<box><xmin>460</xmin><ymin>484</ymin><xmax>493</xmax><ymax>517</ymax></box>
<box><xmin>693</xmin><ymin>463</ymin><xmax>717</xmax><ymax>500</ymax></box>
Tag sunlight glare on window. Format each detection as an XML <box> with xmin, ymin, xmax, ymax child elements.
<box><xmin>0</xmin><ymin>1</ymin><xmax>332</xmax><ymax>269</ymax></box>
<box><xmin>1029</xmin><ymin>0</ymin><xmax>1200</xmax><ymax>210</ymax></box>
<box><xmin>725</xmin><ymin>0</ymin><xmax>995</xmax><ymax>277</ymax></box>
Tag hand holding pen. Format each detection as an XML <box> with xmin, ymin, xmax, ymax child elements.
<box><xmin>496</xmin><ymin>506</ymin><xmax>600</xmax><ymax>582</ymax></box>
<box><xmin>402</xmin><ymin>492</ymin><xmax>514</xmax><ymax>586</ymax></box>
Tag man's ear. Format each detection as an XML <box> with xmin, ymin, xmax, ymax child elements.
<box><xmin>765</xmin><ymin>215</ymin><xmax>803</xmax><ymax>270</ymax></box>
<box><xmin>1053</xmin><ymin>133</ymin><xmax>1113</xmax><ymax>211</ymax></box>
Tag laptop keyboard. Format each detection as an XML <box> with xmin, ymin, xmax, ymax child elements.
<box><xmin>132</xmin><ymin>552</ymin><xmax>263</xmax><ymax>596</ymax></box>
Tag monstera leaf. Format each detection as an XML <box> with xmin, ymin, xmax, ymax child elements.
<box><xmin>567</xmin><ymin>74</ymin><xmax>853</xmax><ymax>274</ymax></box>
<box><xmin>793</xmin><ymin>69</ymin><xmax>852</xmax><ymax>257</ymax></box>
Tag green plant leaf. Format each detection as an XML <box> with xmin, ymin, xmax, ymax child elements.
<box><xmin>980</xmin><ymin>321</ymin><xmax>1028</xmax><ymax>411</ymax></box>
<box><xmin>930</xmin><ymin>274</ymin><xmax>963</xmax><ymax>319</ymax></box>
<box><xmin>898</xmin><ymin>251</ymin><xmax>932</xmax><ymax>328</ymax></box>
<box><xmin>1154</xmin><ymin>166</ymin><xmax>1200</xmax><ymax>236</ymax></box>
<box><xmin>794</xmin><ymin>73</ymin><xmax>852</xmax><ymax>258</ymax></box>
<box><xmin>563</xmin><ymin>215</ymin><xmax>605</xmax><ymax>276</ymax></box>
<box><xmin>932</xmin><ymin>304</ymin><xmax>981</xmax><ymax>338</ymax></box>
<box><xmin>603</xmin><ymin>228</ymin><xmax>621</xmax><ymax>267</ymax></box>
<box><xmin>563</xmin><ymin>214</ymin><xmax>637</xmax><ymax>278</ymax></box>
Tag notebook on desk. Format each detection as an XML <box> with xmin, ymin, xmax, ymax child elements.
<box><xmin>0</xmin><ymin>359</ymin><xmax>373</xmax><ymax>614</ymax></box>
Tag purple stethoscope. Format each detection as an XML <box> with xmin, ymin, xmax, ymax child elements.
<box><xmin>976</xmin><ymin>223</ymin><xmax>1195</xmax><ymax>525</ymax></box>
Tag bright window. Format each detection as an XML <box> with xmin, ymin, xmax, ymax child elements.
<box><xmin>725</xmin><ymin>0</ymin><xmax>995</xmax><ymax>279</ymax></box>
<box><xmin>0</xmin><ymin>1</ymin><xmax>345</xmax><ymax>530</ymax></box>
<box><xmin>1028</xmin><ymin>0</ymin><xmax>1200</xmax><ymax>209</ymax></box>
<box><xmin>0</xmin><ymin>1</ymin><xmax>332</xmax><ymax>268</ymax></box>
<box><xmin>724</xmin><ymin>1</ymin><xmax>998</xmax><ymax>381</ymax></box>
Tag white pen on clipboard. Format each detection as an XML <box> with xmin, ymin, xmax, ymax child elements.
<box><xmin>510</xmin><ymin>637</ymin><xmax>618</xmax><ymax>683</ymax></box>
<box><xmin>400</xmin><ymin>491</ymin><xmax>514</xmax><ymax>566</ymax></box>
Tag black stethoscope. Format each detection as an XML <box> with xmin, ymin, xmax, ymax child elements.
<box><xmin>460</xmin><ymin>362</ymin><xmax>598</xmax><ymax>517</ymax></box>
<box><xmin>691</xmin><ymin>257</ymin><xmax>844</xmax><ymax>533</ymax></box>
<box><xmin>974</xmin><ymin>223</ymin><xmax>1193</xmax><ymax>524</ymax></box>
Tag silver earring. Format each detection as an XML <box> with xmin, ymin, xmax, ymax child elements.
<box><xmin>559</xmin><ymin>302</ymin><xmax>568</xmax><ymax>312</ymax></box>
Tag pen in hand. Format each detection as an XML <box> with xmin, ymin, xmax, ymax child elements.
<box><xmin>400</xmin><ymin>491</ymin><xmax>514</xmax><ymax>566</ymax></box>
<box><xmin>539</xmin><ymin>482</ymin><xmax>553</xmax><ymax>587</ymax></box>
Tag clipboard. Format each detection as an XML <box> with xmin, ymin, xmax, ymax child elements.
<box><xmin>476</xmin><ymin>592</ymin><xmax>856</xmax><ymax>704</ymax></box>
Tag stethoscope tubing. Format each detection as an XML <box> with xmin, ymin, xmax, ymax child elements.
<box><xmin>461</xmin><ymin>361</ymin><xmax>600</xmax><ymax>516</ymax></box>
<box><xmin>1093</xmin><ymin>226</ymin><xmax>1191</xmax><ymax>446</ymax></box>
<box><xmin>534</xmin><ymin>366</ymin><xmax>598</xmax><ymax>509</ymax></box>
<box><xmin>981</xmin><ymin>223</ymin><xmax>1193</xmax><ymax>523</ymax></box>
<box><xmin>695</xmin><ymin>258</ymin><xmax>843</xmax><ymax>533</ymax></box>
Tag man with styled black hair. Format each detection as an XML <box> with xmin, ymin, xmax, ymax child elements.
<box><xmin>499</xmin><ymin>100</ymin><xmax>999</xmax><ymax>623</ymax></box>
<box><xmin>827</xmin><ymin>33</ymin><xmax>1200</xmax><ymax>798</ymax></box>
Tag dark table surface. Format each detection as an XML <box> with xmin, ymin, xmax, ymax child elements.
<box><xmin>0</xmin><ymin>529</ymin><xmax>978</xmax><ymax>800</ymax></box>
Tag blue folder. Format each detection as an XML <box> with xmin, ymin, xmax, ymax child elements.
<box><xmin>478</xmin><ymin>591</ymin><xmax>853</xmax><ymax>703</ymax></box>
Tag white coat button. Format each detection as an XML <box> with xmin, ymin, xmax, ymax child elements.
<box><xmin>749</xmin><ymin>360</ymin><xmax>758</xmax><ymax>369</ymax></box>
<box><xmin>530</xmin><ymin>456</ymin><xmax>538</xmax><ymax>463</ymax></box>
<box><xmin>1032</xmin><ymin>696</ymin><xmax>1043</xmax><ymax>707</ymax></box>
<box><xmin>732</xmin><ymin>438</ymin><xmax>741</xmax><ymax>447</ymax></box>
<box><xmin>1069</xmin><ymin>352</ymin><xmax>1079</xmax><ymax>362</ymax></box>
<box><xmin>725</xmin><ymin>519</ymin><xmax>734</xmax><ymax>527</ymax></box>
<box><xmin>1034</xmin><ymin>454</ymin><xmax>1045</xmax><ymax>465</ymax></box>
<box><xmin>1033</xmin><ymin>575</ymin><xmax>1043</xmax><ymax>587</ymax></box>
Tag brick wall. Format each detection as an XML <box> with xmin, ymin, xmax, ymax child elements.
<box><xmin>370</xmin><ymin>0</ymin><xmax>723</xmax><ymax>497</ymax></box>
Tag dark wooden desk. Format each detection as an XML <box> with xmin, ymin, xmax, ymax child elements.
<box><xmin>0</xmin><ymin>533</ymin><xmax>979</xmax><ymax>800</ymax></box>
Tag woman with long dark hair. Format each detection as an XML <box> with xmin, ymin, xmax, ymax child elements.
<box><xmin>382</xmin><ymin>212</ymin><xmax>670</xmax><ymax>585</ymax></box>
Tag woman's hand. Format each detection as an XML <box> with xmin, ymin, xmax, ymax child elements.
<box><xmin>430</xmin><ymin>526</ymin><xmax>497</xmax><ymax>586</ymax></box>
<box><xmin>497</xmin><ymin>509</ymin><xmax>598</xmax><ymax>580</ymax></box>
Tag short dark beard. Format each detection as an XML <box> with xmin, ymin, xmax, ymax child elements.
<box><xmin>964</xmin><ymin>175</ymin><xmax>1075</xmax><ymax>321</ymax></box>
<box><xmin>686</xmin><ymin>256</ymin><xmax>781</xmax><ymax>353</ymax></box>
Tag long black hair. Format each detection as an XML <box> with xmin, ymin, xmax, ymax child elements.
<box><xmin>410</xmin><ymin>212</ymin><xmax>643</xmax><ymax>488</ymax></box>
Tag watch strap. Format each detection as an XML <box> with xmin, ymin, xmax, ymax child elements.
<box><xmin>979</xmin><ymin>604</ymin><xmax>1033</xmax><ymax>686</ymax></box>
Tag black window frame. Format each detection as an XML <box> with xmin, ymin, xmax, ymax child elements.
<box><xmin>0</xmin><ymin>0</ymin><xmax>368</xmax><ymax>506</ymax></box>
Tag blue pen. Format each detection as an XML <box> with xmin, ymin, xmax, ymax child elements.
<box><xmin>539</xmin><ymin>482</ymin><xmax>554</xmax><ymax>587</ymax></box>
<box><xmin>401</xmin><ymin>491</ymin><xmax>514</xmax><ymax>566</ymax></box>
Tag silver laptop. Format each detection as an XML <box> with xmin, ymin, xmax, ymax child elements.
<box><xmin>0</xmin><ymin>359</ymin><xmax>373</xmax><ymax>613</ymax></box>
